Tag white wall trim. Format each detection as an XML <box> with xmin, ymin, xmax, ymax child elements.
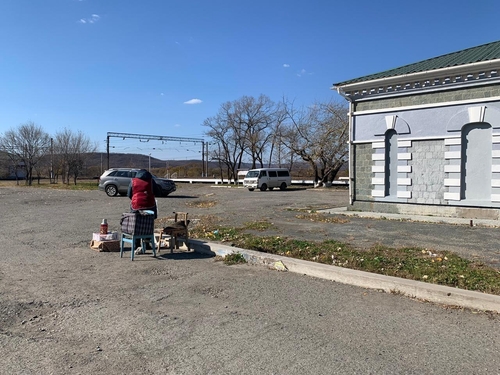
<box><xmin>397</xmin><ymin>140</ymin><xmax>412</xmax><ymax>148</ymax></box>
<box><xmin>372</xmin><ymin>190</ymin><xmax>385</xmax><ymax>197</ymax></box>
<box><xmin>372</xmin><ymin>142</ymin><xmax>385</xmax><ymax>148</ymax></box>
<box><xmin>444</xmin><ymin>178</ymin><xmax>461</xmax><ymax>186</ymax></box>
<box><xmin>397</xmin><ymin>191</ymin><xmax>411</xmax><ymax>199</ymax></box>
<box><xmin>353</xmin><ymin>134</ymin><xmax>471</xmax><ymax>145</ymax></box>
<box><xmin>352</xmin><ymin>96</ymin><xmax>500</xmax><ymax>116</ymax></box>
<box><xmin>445</xmin><ymin>151</ymin><xmax>461</xmax><ymax>159</ymax></box>
<box><xmin>372</xmin><ymin>165</ymin><xmax>385</xmax><ymax>173</ymax></box>
<box><xmin>397</xmin><ymin>165</ymin><xmax>412</xmax><ymax>173</ymax></box>
<box><xmin>397</xmin><ymin>153</ymin><xmax>412</xmax><ymax>160</ymax></box>
<box><xmin>372</xmin><ymin>153</ymin><xmax>385</xmax><ymax>161</ymax></box>
<box><xmin>444</xmin><ymin>165</ymin><xmax>461</xmax><ymax>173</ymax></box>
<box><xmin>397</xmin><ymin>178</ymin><xmax>412</xmax><ymax>186</ymax></box>
<box><xmin>444</xmin><ymin>138</ymin><xmax>461</xmax><ymax>146</ymax></box>
<box><xmin>468</xmin><ymin>106</ymin><xmax>486</xmax><ymax>123</ymax></box>
<box><xmin>444</xmin><ymin>192</ymin><xmax>461</xmax><ymax>201</ymax></box>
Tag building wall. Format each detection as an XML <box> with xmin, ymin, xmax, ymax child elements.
<box><xmin>349</xmin><ymin>83</ymin><xmax>500</xmax><ymax>219</ymax></box>
<box><xmin>353</xmin><ymin>143</ymin><xmax>373</xmax><ymax>201</ymax></box>
<box><xmin>355</xmin><ymin>84</ymin><xmax>500</xmax><ymax>112</ymax></box>
<box><xmin>408</xmin><ymin>140</ymin><xmax>446</xmax><ymax>205</ymax></box>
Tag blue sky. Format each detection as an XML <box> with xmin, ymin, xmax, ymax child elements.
<box><xmin>1</xmin><ymin>0</ymin><xmax>499</xmax><ymax>160</ymax></box>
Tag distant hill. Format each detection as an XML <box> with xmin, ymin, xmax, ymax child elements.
<box><xmin>88</xmin><ymin>152</ymin><xmax>199</xmax><ymax>170</ymax></box>
<box><xmin>1</xmin><ymin>151</ymin><xmax>346</xmax><ymax>180</ymax></box>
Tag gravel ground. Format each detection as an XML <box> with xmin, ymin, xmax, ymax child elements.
<box><xmin>1</xmin><ymin>183</ymin><xmax>500</xmax><ymax>374</ymax></box>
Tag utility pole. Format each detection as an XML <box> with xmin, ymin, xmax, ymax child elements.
<box><xmin>201</xmin><ymin>141</ymin><xmax>205</xmax><ymax>177</ymax></box>
<box><xmin>50</xmin><ymin>138</ymin><xmax>54</xmax><ymax>183</ymax></box>
<box><xmin>106</xmin><ymin>135</ymin><xmax>110</xmax><ymax>170</ymax></box>
<box><xmin>205</xmin><ymin>142</ymin><xmax>209</xmax><ymax>177</ymax></box>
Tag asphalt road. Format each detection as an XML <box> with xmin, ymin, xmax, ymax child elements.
<box><xmin>1</xmin><ymin>184</ymin><xmax>500</xmax><ymax>374</ymax></box>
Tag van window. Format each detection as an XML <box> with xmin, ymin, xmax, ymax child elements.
<box><xmin>268</xmin><ymin>171</ymin><xmax>277</xmax><ymax>177</ymax></box>
<box><xmin>277</xmin><ymin>170</ymin><xmax>289</xmax><ymax>177</ymax></box>
<box><xmin>259</xmin><ymin>171</ymin><xmax>267</xmax><ymax>177</ymax></box>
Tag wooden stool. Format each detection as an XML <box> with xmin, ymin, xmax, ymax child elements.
<box><xmin>161</xmin><ymin>212</ymin><xmax>190</xmax><ymax>252</ymax></box>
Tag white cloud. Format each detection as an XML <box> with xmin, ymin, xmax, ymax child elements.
<box><xmin>283</xmin><ymin>64</ymin><xmax>290</xmax><ymax>68</ymax></box>
<box><xmin>297</xmin><ymin>69</ymin><xmax>313</xmax><ymax>78</ymax></box>
<box><xmin>160</xmin><ymin>93</ymin><xmax>164</xmax><ymax>96</ymax></box>
<box><xmin>79</xmin><ymin>14</ymin><xmax>100</xmax><ymax>24</ymax></box>
<box><xmin>184</xmin><ymin>99</ymin><xmax>202</xmax><ymax>105</ymax></box>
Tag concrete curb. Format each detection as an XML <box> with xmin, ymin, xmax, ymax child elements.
<box><xmin>190</xmin><ymin>239</ymin><xmax>500</xmax><ymax>313</ymax></box>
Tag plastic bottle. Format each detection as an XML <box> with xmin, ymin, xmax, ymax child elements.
<box><xmin>100</xmin><ymin>219</ymin><xmax>108</xmax><ymax>235</ymax></box>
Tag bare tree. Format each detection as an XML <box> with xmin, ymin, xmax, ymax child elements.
<box><xmin>54</xmin><ymin>128</ymin><xmax>97</xmax><ymax>185</ymax></box>
<box><xmin>233</xmin><ymin>95</ymin><xmax>277</xmax><ymax>168</ymax></box>
<box><xmin>281</xmin><ymin>100</ymin><xmax>349</xmax><ymax>186</ymax></box>
<box><xmin>0</xmin><ymin>122</ymin><xmax>51</xmax><ymax>185</ymax></box>
<box><xmin>268</xmin><ymin>101</ymin><xmax>293</xmax><ymax>169</ymax></box>
<box><xmin>204</xmin><ymin>102</ymin><xmax>244</xmax><ymax>182</ymax></box>
<box><xmin>204</xmin><ymin>95</ymin><xmax>281</xmax><ymax>180</ymax></box>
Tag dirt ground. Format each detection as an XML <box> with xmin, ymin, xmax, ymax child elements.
<box><xmin>2</xmin><ymin>183</ymin><xmax>500</xmax><ymax>374</ymax></box>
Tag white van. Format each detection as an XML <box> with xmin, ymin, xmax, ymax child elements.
<box><xmin>243</xmin><ymin>168</ymin><xmax>291</xmax><ymax>191</ymax></box>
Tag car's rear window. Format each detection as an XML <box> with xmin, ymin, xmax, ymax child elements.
<box><xmin>116</xmin><ymin>171</ymin><xmax>130</xmax><ymax>177</ymax></box>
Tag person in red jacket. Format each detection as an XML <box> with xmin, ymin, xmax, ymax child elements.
<box><xmin>127</xmin><ymin>169</ymin><xmax>161</xmax><ymax>218</ymax></box>
<box><xmin>127</xmin><ymin>169</ymin><xmax>161</xmax><ymax>251</ymax></box>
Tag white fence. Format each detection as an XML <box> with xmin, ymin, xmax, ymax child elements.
<box><xmin>170</xmin><ymin>178</ymin><xmax>348</xmax><ymax>186</ymax></box>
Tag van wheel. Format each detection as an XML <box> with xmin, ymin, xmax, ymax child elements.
<box><xmin>260</xmin><ymin>184</ymin><xmax>267</xmax><ymax>191</ymax></box>
<box><xmin>279</xmin><ymin>182</ymin><xmax>287</xmax><ymax>191</ymax></box>
<box><xmin>248</xmin><ymin>188</ymin><xmax>254</xmax><ymax>191</ymax></box>
<box><xmin>105</xmin><ymin>185</ymin><xmax>118</xmax><ymax>197</ymax></box>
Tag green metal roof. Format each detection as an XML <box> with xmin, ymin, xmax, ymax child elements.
<box><xmin>334</xmin><ymin>40</ymin><xmax>500</xmax><ymax>87</ymax></box>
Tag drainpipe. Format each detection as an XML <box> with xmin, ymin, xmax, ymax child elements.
<box><xmin>334</xmin><ymin>86</ymin><xmax>354</xmax><ymax>205</ymax></box>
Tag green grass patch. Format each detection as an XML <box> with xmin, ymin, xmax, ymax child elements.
<box><xmin>243</xmin><ymin>220</ymin><xmax>275</xmax><ymax>231</ymax></box>
<box><xmin>190</xmin><ymin>219</ymin><xmax>500</xmax><ymax>295</ymax></box>
<box><xmin>295</xmin><ymin>213</ymin><xmax>349</xmax><ymax>224</ymax></box>
<box><xmin>223</xmin><ymin>253</ymin><xmax>247</xmax><ymax>265</ymax></box>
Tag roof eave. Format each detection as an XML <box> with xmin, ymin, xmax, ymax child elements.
<box><xmin>333</xmin><ymin>58</ymin><xmax>500</xmax><ymax>92</ymax></box>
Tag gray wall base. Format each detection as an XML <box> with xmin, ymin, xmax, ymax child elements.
<box><xmin>349</xmin><ymin>201</ymin><xmax>500</xmax><ymax>220</ymax></box>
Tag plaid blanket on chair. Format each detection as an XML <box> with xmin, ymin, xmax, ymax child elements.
<box><xmin>120</xmin><ymin>211</ymin><xmax>155</xmax><ymax>235</ymax></box>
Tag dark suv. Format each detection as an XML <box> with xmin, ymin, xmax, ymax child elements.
<box><xmin>98</xmin><ymin>168</ymin><xmax>176</xmax><ymax>197</ymax></box>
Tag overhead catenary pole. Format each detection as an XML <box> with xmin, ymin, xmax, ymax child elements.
<box><xmin>201</xmin><ymin>141</ymin><xmax>205</xmax><ymax>177</ymax></box>
<box><xmin>50</xmin><ymin>137</ymin><xmax>54</xmax><ymax>183</ymax></box>
<box><xmin>205</xmin><ymin>142</ymin><xmax>209</xmax><ymax>177</ymax></box>
<box><xmin>106</xmin><ymin>135</ymin><xmax>110</xmax><ymax>170</ymax></box>
<box><xmin>106</xmin><ymin>131</ymin><xmax>205</xmax><ymax>173</ymax></box>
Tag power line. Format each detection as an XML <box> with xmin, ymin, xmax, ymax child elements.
<box><xmin>105</xmin><ymin>132</ymin><xmax>208</xmax><ymax>175</ymax></box>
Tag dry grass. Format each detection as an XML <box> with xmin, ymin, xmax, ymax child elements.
<box><xmin>185</xmin><ymin>199</ymin><xmax>218</xmax><ymax>208</ymax></box>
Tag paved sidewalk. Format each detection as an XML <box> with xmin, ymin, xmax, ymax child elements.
<box><xmin>322</xmin><ymin>207</ymin><xmax>500</xmax><ymax>228</ymax></box>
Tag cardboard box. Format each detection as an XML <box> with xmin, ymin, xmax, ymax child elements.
<box><xmin>90</xmin><ymin>239</ymin><xmax>121</xmax><ymax>252</ymax></box>
<box><xmin>92</xmin><ymin>232</ymin><xmax>118</xmax><ymax>241</ymax></box>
